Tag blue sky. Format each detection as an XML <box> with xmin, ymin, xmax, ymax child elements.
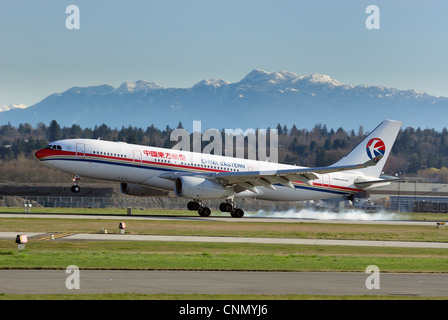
<box><xmin>1</xmin><ymin>0</ymin><xmax>447</xmax><ymax>106</ymax></box>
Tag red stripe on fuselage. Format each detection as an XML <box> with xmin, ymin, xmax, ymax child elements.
<box><xmin>35</xmin><ymin>148</ymin><xmax>362</xmax><ymax>193</ymax></box>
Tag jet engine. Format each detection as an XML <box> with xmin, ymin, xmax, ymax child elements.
<box><xmin>174</xmin><ymin>176</ymin><xmax>230</xmax><ymax>199</ymax></box>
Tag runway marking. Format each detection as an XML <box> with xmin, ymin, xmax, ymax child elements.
<box><xmin>28</xmin><ymin>232</ymin><xmax>77</xmax><ymax>241</ymax></box>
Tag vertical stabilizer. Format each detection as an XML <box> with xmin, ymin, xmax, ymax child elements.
<box><xmin>331</xmin><ymin>119</ymin><xmax>402</xmax><ymax>177</ymax></box>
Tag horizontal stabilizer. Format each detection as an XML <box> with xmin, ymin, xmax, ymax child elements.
<box><xmin>355</xmin><ymin>176</ymin><xmax>407</xmax><ymax>188</ymax></box>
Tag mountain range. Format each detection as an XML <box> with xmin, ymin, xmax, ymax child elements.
<box><xmin>1</xmin><ymin>69</ymin><xmax>447</xmax><ymax>131</ymax></box>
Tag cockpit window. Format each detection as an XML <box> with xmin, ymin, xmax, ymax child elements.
<box><xmin>45</xmin><ymin>145</ymin><xmax>62</xmax><ymax>150</ymax></box>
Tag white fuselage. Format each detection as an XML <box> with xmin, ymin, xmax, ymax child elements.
<box><xmin>35</xmin><ymin>138</ymin><xmax>367</xmax><ymax>201</ymax></box>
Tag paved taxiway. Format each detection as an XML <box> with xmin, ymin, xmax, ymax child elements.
<box><xmin>2</xmin><ymin>232</ymin><xmax>448</xmax><ymax>249</ymax></box>
<box><xmin>1</xmin><ymin>270</ymin><xmax>447</xmax><ymax>296</ymax></box>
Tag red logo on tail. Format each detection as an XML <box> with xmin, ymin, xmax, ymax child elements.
<box><xmin>366</xmin><ymin>138</ymin><xmax>385</xmax><ymax>160</ymax></box>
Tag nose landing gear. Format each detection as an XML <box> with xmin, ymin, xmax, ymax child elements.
<box><xmin>71</xmin><ymin>174</ymin><xmax>81</xmax><ymax>193</ymax></box>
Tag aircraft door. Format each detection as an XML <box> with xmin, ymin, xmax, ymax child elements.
<box><xmin>322</xmin><ymin>174</ymin><xmax>330</xmax><ymax>188</ymax></box>
<box><xmin>76</xmin><ymin>143</ymin><xmax>85</xmax><ymax>158</ymax></box>
<box><xmin>133</xmin><ymin>150</ymin><xmax>142</xmax><ymax>164</ymax></box>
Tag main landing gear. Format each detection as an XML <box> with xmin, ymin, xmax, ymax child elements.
<box><xmin>187</xmin><ymin>200</ymin><xmax>245</xmax><ymax>218</ymax></box>
<box><xmin>187</xmin><ymin>200</ymin><xmax>211</xmax><ymax>217</ymax></box>
<box><xmin>219</xmin><ymin>200</ymin><xmax>244</xmax><ymax>218</ymax></box>
<box><xmin>71</xmin><ymin>174</ymin><xmax>81</xmax><ymax>193</ymax></box>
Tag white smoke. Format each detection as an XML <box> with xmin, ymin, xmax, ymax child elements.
<box><xmin>250</xmin><ymin>208</ymin><xmax>401</xmax><ymax>221</ymax></box>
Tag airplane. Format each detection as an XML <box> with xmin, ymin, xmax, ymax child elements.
<box><xmin>34</xmin><ymin>119</ymin><xmax>402</xmax><ymax>218</ymax></box>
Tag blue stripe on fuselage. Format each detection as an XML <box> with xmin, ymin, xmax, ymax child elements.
<box><xmin>42</xmin><ymin>156</ymin><xmax>351</xmax><ymax>196</ymax></box>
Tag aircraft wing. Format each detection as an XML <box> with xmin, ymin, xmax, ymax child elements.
<box><xmin>159</xmin><ymin>156</ymin><xmax>382</xmax><ymax>194</ymax></box>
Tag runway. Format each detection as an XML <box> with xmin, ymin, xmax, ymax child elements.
<box><xmin>0</xmin><ymin>212</ymin><xmax>444</xmax><ymax>226</ymax></box>
<box><xmin>0</xmin><ymin>270</ymin><xmax>447</xmax><ymax>297</ymax></box>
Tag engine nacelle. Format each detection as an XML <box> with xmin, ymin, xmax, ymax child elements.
<box><xmin>120</xmin><ymin>183</ymin><xmax>158</xmax><ymax>197</ymax></box>
<box><xmin>174</xmin><ymin>176</ymin><xmax>230</xmax><ymax>199</ymax></box>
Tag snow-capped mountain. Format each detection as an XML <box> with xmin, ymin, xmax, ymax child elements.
<box><xmin>0</xmin><ymin>103</ymin><xmax>28</xmax><ymax>112</ymax></box>
<box><xmin>1</xmin><ymin>69</ymin><xmax>447</xmax><ymax>131</ymax></box>
<box><xmin>117</xmin><ymin>80</ymin><xmax>162</xmax><ymax>94</ymax></box>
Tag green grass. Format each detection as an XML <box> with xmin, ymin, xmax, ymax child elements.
<box><xmin>1</xmin><ymin>240</ymin><xmax>447</xmax><ymax>273</ymax></box>
<box><xmin>2</xmin><ymin>216</ymin><xmax>448</xmax><ymax>242</ymax></box>
<box><xmin>1</xmin><ymin>251</ymin><xmax>444</xmax><ymax>272</ymax></box>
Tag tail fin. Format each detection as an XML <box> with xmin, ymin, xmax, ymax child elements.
<box><xmin>331</xmin><ymin>119</ymin><xmax>402</xmax><ymax>177</ymax></box>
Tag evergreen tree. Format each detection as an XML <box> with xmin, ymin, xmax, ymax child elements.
<box><xmin>48</xmin><ymin>120</ymin><xmax>62</xmax><ymax>141</ymax></box>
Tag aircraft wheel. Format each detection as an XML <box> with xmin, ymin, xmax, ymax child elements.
<box><xmin>234</xmin><ymin>208</ymin><xmax>244</xmax><ymax>218</ymax></box>
<box><xmin>219</xmin><ymin>202</ymin><xmax>234</xmax><ymax>212</ymax></box>
<box><xmin>192</xmin><ymin>201</ymin><xmax>200</xmax><ymax>211</ymax></box>
<box><xmin>225</xmin><ymin>203</ymin><xmax>234</xmax><ymax>212</ymax></box>
<box><xmin>188</xmin><ymin>201</ymin><xmax>200</xmax><ymax>211</ymax></box>
<box><xmin>71</xmin><ymin>185</ymin><xmax>80</xmax><ymax>193</ymax></box>
<box><xmin>231</xmin><ymin>208</ymin><xmax>244</xmax><ymax>218</ymax></box>
<box><xmin>198</xmin><ymin>206</ymin><xmax>211</xmax><ymax>217</ymax></box>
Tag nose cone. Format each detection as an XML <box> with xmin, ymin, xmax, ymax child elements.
<box><xmin>35</xmin><ymin>148</ymin><xmax>48</xmax><ymax>161</ymax></box>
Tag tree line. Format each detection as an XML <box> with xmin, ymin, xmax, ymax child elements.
<box><xmin>1</xmin><ymin>120</ymin><xmax>448</xmax><ymax>181</ymax></box>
